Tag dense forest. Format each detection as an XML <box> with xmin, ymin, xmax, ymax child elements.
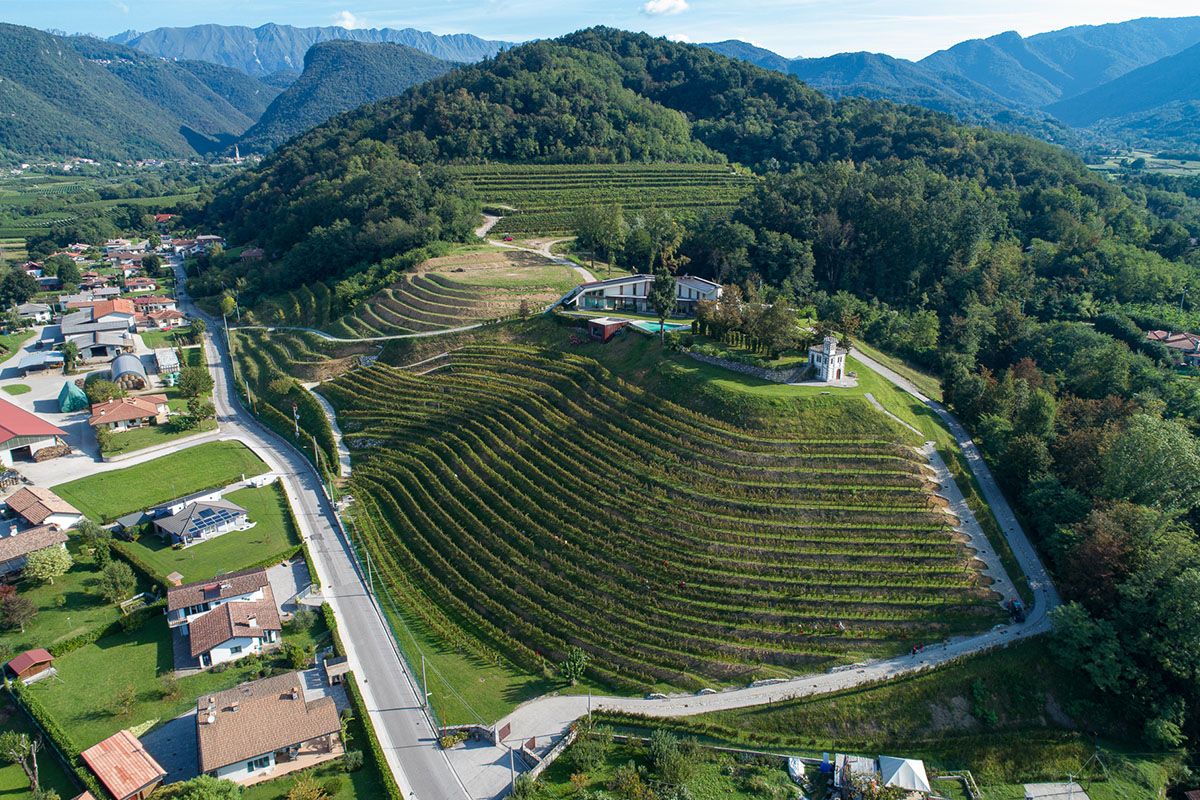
<box><xmin>203</xmin><ymin>27</ymin><xmax>1200</xmax><ymax>752</ymax></box>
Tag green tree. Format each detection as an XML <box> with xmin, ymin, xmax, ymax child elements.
<box><xmin>84</xmin><ymin>379</ymin><xmax>126</xmax><ymax>405</ymax></box>
<box><xmin>166</xmin><ymin>775</ymin><xmax>243</xmax><ymax>800</ymax></box>
<box><xmin>1102</xmin><ymin>414</ymin><xmax>1200</xmax><ymax>513</ymax></box>
<box><xmin>179</xmin><ymin>366</ymin><xmax>214</xmax><ymax>398</ymax></box>
<box><xmin>60</xmin><ymin>341</ymin><xmax>79</xmax><ymax>373</ymax></box>
<box><xmin>286</xmin><ymin>771</ymin><xmax>327</xmax><ymax>800</ymax></box>
<box><xmin>186</xmin><ymin>397</ymin><xmax>216</xmax><ymax>423</ymax></box>
<box><xmin>142</xmin><ymin>253</ymin><xmax>163</xmax><ymax>278</ymax></box>
<box><xmin>0</xmin><ymin>269</ymin><xmax>38</xmax><ymax>307</ymax></box>
<box><xmin>219</xmin><ymin>293</ymin><xmax>237</xmax><ymax>318</ymax></box>
<box><xmin>23</xmin><ymin>546</ymin><xmax>72</xmax><ymax>585</ymax></box>
<box><xmin>1</xmin><ymin>593</ymin><xmax>36</xmax><ymax>632</ymax></box>
<box><xmin>98</xmin><ymin>560</ymin><xmax>136</xmax><ymax>604</ymax></box>
<box><xmin>648</xmin><ymin>263</ymin><xmax>677</xmax><ymax>344</ymax></box>
<box><xmin>559</xmin><ymin>646</ymin><xmax>590</xmax><ymax>685</ymax></box>
<box><xmin>57</xmin><ymin>260</ymin><xmax>81</xmax><ymax>287</ymax></box>
<box><xmin>0</xmin><ymin>731</ymin><xmax>42</xmax><ymax>794</ymax></box>
<box><xmin>191</xmin><ymin>317</ymin><xmax>207</xmax><ymax>337</ymax></box>
<box><xmin>111</xmin><ymin>683</ymin><xmax>137</xmax><ymax>717</ymax></box>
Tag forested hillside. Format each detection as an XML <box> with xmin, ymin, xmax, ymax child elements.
<box><xmin>203</xmin><ymin>27</ymin><xmax>1200</xmax><ymax>749</ymax></box>
<box><xmin>0</xmin><ymin>24</ymin><xmax>276</xmax><ymax>160</ymax></box>
<box><xmin>238</xmin><ymin>41</ymin><xmax>455</xmax><ymax>153</ymax></box>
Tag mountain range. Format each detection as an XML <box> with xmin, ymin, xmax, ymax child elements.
<box><xmin>110</xmin><ymin>23</ymin><xmax>510</xmax><ymax>82</ymax></box>
<box><xmin>700</xmin><ymin>16</ymin><xmax>1200</xmax><ymax>149</ymax></box>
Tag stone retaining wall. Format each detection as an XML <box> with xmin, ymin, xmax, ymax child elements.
<box><xmin>685</xmin><ymin>351</ymin><xmax>807</xmax><ymax>384</ymax></box>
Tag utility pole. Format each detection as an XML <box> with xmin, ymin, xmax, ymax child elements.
<box><xmin>421</xmin><ymin>655</ymin><xmax>429</xmax><ymax>709</ymax></box>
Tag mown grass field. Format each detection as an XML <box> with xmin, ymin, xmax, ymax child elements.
<box><xmin>324</xmin><ymin>342</ymin><xmax>1002</xmax><ymax>712</ymax></box>
<box><xmin>53</xmin><ymin>441</ymin><xmax>268</xmax><ymax>521</ymax></box>
<box><xmin>451</xmin><ymin>163</ymin><xmax>757</xmax><ymax>235</ymax></box>
<box><xmin>0</xmin><ymin>694</ymin><xmax>79</xmax><ymax>800</ymax></box>
<box><xmin>329</xmin><ymin>249</ymin><xmax>579</xmax><ymax>339</ymax></box>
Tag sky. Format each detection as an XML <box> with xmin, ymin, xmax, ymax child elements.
<box><xmin>2</xmin><ymin>0</ymin><xmax>1199</xmax><ymax>59</ymax></box>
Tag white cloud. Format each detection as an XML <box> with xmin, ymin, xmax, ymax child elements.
<box><xmin>111</xmin><ymin>0</ymin><xmax>129</xmax><ymax>13</ymax></box>
<box><xmin>333</xmin><ymin>10</ymin><xmax>368</xmax><ymax>29</ymax></box>
<box><xmin>667</xmin><ymin>33</ymin><xmax>691</xmax><ymax>42</ymax></box>
<box><xmin>642</xmin><ymin>0</ymin><xmax>689</xmax><ymax>16</ymax></box>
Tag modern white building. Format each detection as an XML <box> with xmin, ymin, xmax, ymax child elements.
<box><xmin>562</xmin><ymin>274</ymin><xmax>722</xmax><ymax>315</ymax></box>
<box><xmin>808</xmin><ymin>335</ymin><xmax>848</xmax><ymax>382</ymax></box>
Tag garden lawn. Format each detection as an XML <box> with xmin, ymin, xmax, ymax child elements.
<box><xmin>2</xmin><ymin>383</ymin><xmax>31</xmax><ymax>395</ymax></box>
<box><xmin>116</xmin><ymin>484</ymin><xmax>301</xmax><ymax>583</ymax></box>
<box><xmin>52</xmin><ymin>441</ymin><xmax>268</xmax><ymax>522</ymax></box>
<box><xmin>99</xmin><ymin>418</ymin><xmax>217</xmax><ymax>457</ymax></box>
<box><xmin>138</xmin><ymin>326</ymin><xmax>193</xmax><ymax>350</ymax></box>
<box><xmin>0</xmin><ymin>538</ymin><xmax>145</xmax><ymax>655</ymax></box>
<box><xmin>0</xmin><ymin>329</ymin><xmax>35</xmax><ymax>359</ymax></box>
<box><xmin>0</xmin><ymin>694</ymin><xmax>80</xmax><ymax>800</ymax></box>
<box><xmin>25</xmin><ymin>615</ymin><xmax>266</xmax><ymax>750</ymax></box>
<box><xmin>851</xmin><ymin>337</ymin><xmax>943</xmax><ymax>402</ymax></box>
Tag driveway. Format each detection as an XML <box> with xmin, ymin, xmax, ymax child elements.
<box><xmin>140</xmin><ymin>709</ymin><xmax>199</xmax><ymax>784</ymax></box>
<box><xmin>267</xmin><ymin>558</ymin><xmax>313</xmax><ymax>617</ymax></box>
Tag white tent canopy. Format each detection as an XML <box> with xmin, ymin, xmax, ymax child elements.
<box><xmin>879</xmin><ymin>756</ymin><xmax>932</xmax><ymax>793</ymax></box>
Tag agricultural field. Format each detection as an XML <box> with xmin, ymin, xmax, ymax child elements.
<box><xmin>328</xmin><ymin>249</ymin><xmax>580</xmax><ymax>338</ymax></box>
<box><xmin>0</xmin><ymin>235</ymin><xmax>27</xmax><ymax>262</ymax></box>
<box><xmin>451</xmin><ymin>163</ymin><xmax>758</xmax><ymax>236</ymax></box>
<box><xmin>323</xmin><ymin>344</ymin><xmax>1003</xmax><ymax>704</ymax></box>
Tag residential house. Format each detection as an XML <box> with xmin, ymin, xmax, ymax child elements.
<box><xmin>587</xmin><ymin>317</ymin><xmax>628</xmax><ymax>343</ymax></box>
<box><xmin>103</xmin><ymin>238</ymin><xmax>146</xmax><ymax>254</ymax></box>
<box><xmin>153</xmin><ymin>213</ymin><xmax>175</xmax><ymax>225</ymax></box>
<box><xmin>124</xmin><ymin>277</ymin><xmax>157</xmax><ymax>293</ymax></box>
<box><xmin>80</xmin><ymin>730</ymin><xmax>166</xmax><ymax>800</ymax></box>
<box><xmin>16</xmin><ymin>302</ymin><xmax>52</xmax><ymax>323</ymax></box>
<box><xmin>36</xmin><ymin>276</ymin><xmax>62</xmax><ymax>291</ymax></box>
<box><xmin>0</xmin><ymin>400</ymin><xmax>67</xmax><ymax>466</ymax></box>
<box><xmin>120</xmin><ymin>266</ymin><xmax>143</xmax><ymax>279</ymax></box>
<box><xmin>155</xmin><ymin>498</ymin><xmax>251</xmax><ymax>547</ymax></box>
<box><xmin>196</xmin><ymin>672</ymin><xmax>341</xmax><ymax>783</ymax></box>
<box><xmin>88</xmin><ymin>395</ymin><xmax>169</xmax><ymax>432</ymax></box>
<box><xmin>166</xmin><ymin>569</ymin><xmax>280</xmax><ymax>669</ymax></box>
<box><xmin>240</xmin><ymin>247</ymin><xmax>265</xmax><ymax>262</ymax></box>
<box><xmin>171</xmin><ymin>238</ymin><xmax>197</xmax><ymax>256</ymax></box>
<box><xmin>808</xmin><ymin>335</ymin><xmax>849</xmax><ymax>382</ymax></box>
<box><xmin>155</xmin><ymin>488</ymin><xmax>224</xmax><ymax>518</ymax></box>
<box><xmin>140</xmin><ymin>309</ymin><xmax>187</xmax><ymax>331</ymax></box>
<box><xmin>166</xmin><ymin>568</ymin><xmax>270</xmax><ymax>631</ymax></box>
<box><xmin>133</xmin><ymin>296</ymin><xmax>177</xmax><ymax>314</ymax></box>
<box><xmin>195</xmin><ymin>234</ymin><xmax>225</xmax><ymax>250</ymax></box>
<box><xmin>107</xmin><ymin>251</ymin><xmax>145</xmax><ymax>269</ymax></box>
<box><xmin>7</xmin><ymin>486</ymin><xmax>84</xmax><ymax>528</ymax></box>
<box><xmin>0</xmin><ymin>524</ymin><xmax>68</xmax><ymax>578</ymax></box>
<box><xmin>562</xmin><ymin>274</ymin><xmax>722</xmax><ymax>315</ymax></box>
<box><xmin>4</xmin><ymin>648</ymin><xmax>54</xmax><ymax>683</ymax></box>
<box><xmin>1147</xmin><ymin>330</ymin><xmax>1200</xmax><ymax>367</ymax></box>
<box><xmin>110</xmin><ymin>353</ymin><xmax>148</xmax><ymax>390</ymax></box>
<box><xmin>20</xmin><ymin>261</ymin><xmax>43</xmax><ymax>278</ymax></box>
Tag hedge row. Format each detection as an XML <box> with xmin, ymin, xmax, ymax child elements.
<box><xmin>320</xmin><ymin>603</ymin><xmax>404</xmax><ymax>800</ymax></box>
<box><xmin>8</xmin><ymin>683</ymin><xmax>110</xmax><ymax>800</ymax></box>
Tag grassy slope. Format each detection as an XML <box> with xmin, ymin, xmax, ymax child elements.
<box><xmin>115</xmin><ymin>483</ymin><xmax>300</xmax><ymax>583</ymax></box>
<box><xmin>53</xmin><ymin>440</ymin><xmax>268</xmax><ymax>521</ymax></box>
<box><xmin>585</xmin><ymin>640</ymin><xmax>1174</xmax><ymax>798</ymax></box>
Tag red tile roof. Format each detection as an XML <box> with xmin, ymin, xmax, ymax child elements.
<box><xmin>189</xmin><ymin>586</ymin><xmax>281</xmax><ymax>658</ymax></box>
<box><xmin>6</xmin><ymin>648</ymin><xmax>53</xmax><ymax>678</ymax></box>
<box><xmin>0</xmin><ymin>524</ymin><xmax>67</xmax><ymax>565</ymax></box>
<box><xmin>90</xmin><ymin>299</ymin><xmax>136</xmax><ymax>318</ymax></box>
<box><xmin>7</xmin><ymin>487</ymin><xmax>81</xmax><ymax>525</ymax></box>
<box><xmin>80</xmin><ymin>730</ymin><xmax>166</xmax><ymax>800</ymax></box>
<box><xmin>167</xmin><ymin>567</ymin><xmax>269</xmax><ymax>612</ymax></box>
<box><xmin>133</xmin><ymin>296</ymin><xmax>175</xmax><ymax>307</ymax></box>
<box><xmin>88</xmin><ymin>395</ymin><xmax>168</xmax><ymax>427</ymax></box>
<box><xmin>0</xmin><ymin>400</ymin><xmax>65</xmax><ymax>447</ymax></box>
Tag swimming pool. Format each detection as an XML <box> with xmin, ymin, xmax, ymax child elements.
<box><xmin>628</xmin><ymin>320</ymin><xmax>692</xmax><ymax>334</ymax></box>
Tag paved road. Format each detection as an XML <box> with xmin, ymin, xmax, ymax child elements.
<box><xmin>173</xmin><ymin>261</ymin><xmax>469</xmax><ymax>800</ymax></box>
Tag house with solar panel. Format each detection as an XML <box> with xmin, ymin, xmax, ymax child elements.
<box><xmin>154</xmin><ymin>497</ymin><xmax>252</xmax><ymax>547</ymax></box>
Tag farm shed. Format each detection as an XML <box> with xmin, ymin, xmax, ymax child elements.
<box><xmin>18</xmin><ymin>351</ymin><xmax>64</xmax><ymax>375</ymax></box>
<box><xmin>153</xmin><ymin>347</ymin><xmax>180</xmax><ymax>374</ymax></box>
<box><xmin>5</xmin><ymin>648</ymin><xmax>54</xmax><ymax>682</ymax></box>
<box><xmin>81</xmin><ymin>730</ymin><xmax>167</xmax><ymax>800</ymax></box>
<box><xmin>110</xmin><ymin>353</ymin><xmax>148</xmax><ymax>390</ymax></box>
<box><xmin>587</xmin><ymin>317</ymin><xmax>628</xmax><ymax>343</ymax></box>
<box><xmin>0</xmin><ymin>399</ymin><xmax>67</xmax><ymax>466</ymax></box>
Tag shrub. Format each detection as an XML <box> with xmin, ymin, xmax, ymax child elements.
<box><xmin>341</xmin><ymin>750</ymin><xmax>363</xmax><ymax>772</ymax></box>
<box><xmin>321</xmin><ymin>775</ymin><xmax>345</xmax><ymax>796</ymax></box>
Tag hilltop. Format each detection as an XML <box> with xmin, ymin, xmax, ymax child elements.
<box><xmin>238</xmin><ymin>40</ymin><xmax>455</xmax><ymax>153</ymax></box>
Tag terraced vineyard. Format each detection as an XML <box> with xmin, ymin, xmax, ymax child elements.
<box><xmin>451</xmin><ymin>163</ymin><xmax>758</xmax><ymax>236</ymax></box>
<box><xmin>328</xmin><ymin>250</ymin><xmax>579</xmax><ymax>338</ymax></box>
<box><xmin>230</xmin><ymin>328</ymin><xmax>368</xmax><ymax>479</ymax></box>
<box><xmin>325</xmin><ymin>345</ymin><xmax>1002</xmax><ymax>693</ymax></box>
